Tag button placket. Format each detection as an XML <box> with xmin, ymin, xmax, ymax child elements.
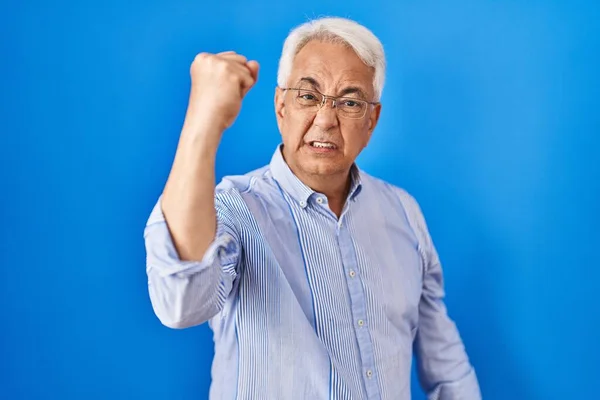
<box><xmin>336</xmin><ymin>211</ymin><xmax>380</xmax><ymax>398</ymax></box>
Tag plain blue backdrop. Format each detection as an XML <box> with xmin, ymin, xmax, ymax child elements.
<box><xmin>1</xmin><ymin>1</ymin><xmax>599</xmax><ymax>399</ymax></box>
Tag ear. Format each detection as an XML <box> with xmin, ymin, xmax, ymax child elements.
<box><xmin>366</xmin><ymin>103</ymin><xmax>382</xmax><ymax>141</ymax></box>
<box><xmin>274</xmin><ymin>87</ymin><xmax>286</xmax><ymax>133</ymax></box>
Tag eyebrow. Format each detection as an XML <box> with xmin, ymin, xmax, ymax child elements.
<box><xmin>297</xmin><ymin>77</ymin><xmax>368</xmax><ymax>99</ymax></box>
<box><xmin>298</xmin><ymin>77</ymin><xmax>321</xmax><ymax>90</ymax></box>
<box><xmin>339</xmin><ymin>86</ymin><xmax>367</xmax><ymax>98</ymax></box>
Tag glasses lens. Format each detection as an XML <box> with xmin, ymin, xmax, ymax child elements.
<box><xmin>288</xmin><ymin>89</ymin><xmax>368</xmax><ymax>119</ymax></box>
<box><xmin>337</xmin><ymin>98</ymin><xmax>367</xmax><ymax>118</ymax></box>
<box><xmin>295</xmin><ymin>89</ymin><xmax>322</xmax><ymax>107</ymax></box>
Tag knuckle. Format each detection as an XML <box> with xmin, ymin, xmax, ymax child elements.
<box><xmin>191</xmin><ymin>53</ymin><xmax>209</xmax><ymax>70</ymax></box>
<box><xmin>216</xmin><ymin>60</ymin><xmax>230</xmax><ymax>74</ymax></box>
<box><xmin>193</xmin><ymin>52</ymin><xmax>208</xmax><ymax>63</ymax></box>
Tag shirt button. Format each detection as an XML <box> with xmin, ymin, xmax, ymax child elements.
<box><xmin>349</xmin><ymin>270</ymin><xmax>356</xmax><ymax>278</ymax></box>
<box><xmin>299</xmin><ymin>200</ymin><xmax>306</xmax><ymax>207</ymax></box>
<box><xmin>358</xmin><ymin>319</ymin><xmax>364</xmax><ymax>327</ymax></box>
<box><xmin>316</xmin><ymin>197</ymin><xmax>324</xmax><ymax>204</ymax></box>
<box><xmin>366</xmin><ymin>370</ymin><xmax>373</xmax><ymax>378</ymax></box>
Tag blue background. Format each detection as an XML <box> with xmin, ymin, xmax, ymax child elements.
<box><xmin>1</xmin><ymin>1</ymin><xmax>599</xmax><ymax>399</ymax></box>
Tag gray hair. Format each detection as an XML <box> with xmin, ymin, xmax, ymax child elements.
<box><xmin>276</xmin><ymin>17</ymin><xmax>386</xmax><ymax>101</ymax></box>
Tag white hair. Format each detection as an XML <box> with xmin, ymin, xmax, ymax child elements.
<box><xmin>276</xmin><ymin>17</ymin><xmax>386</xmax><ymax>101</ymax></box>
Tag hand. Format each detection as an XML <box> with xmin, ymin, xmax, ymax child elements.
<box><xmin>184</xmin><ymin>51</ymin><xmax>260</xmax><ymax>135</ymax></box>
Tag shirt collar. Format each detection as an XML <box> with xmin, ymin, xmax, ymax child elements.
<box><xmin>269</xmin><ymin>144</ymin><xmax>363</xmax><ymax>208</ymax></box>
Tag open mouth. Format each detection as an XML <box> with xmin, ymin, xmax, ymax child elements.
<box><xmin>308</xmin><ymin>141</ymin><xmax>338</xmax><ymax>150</ymax></box>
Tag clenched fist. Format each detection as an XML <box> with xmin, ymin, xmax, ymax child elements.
<box><xmin>183</xmin><ymin>51</ymin><xmax>259</xmax><ymax>136</ymax></box>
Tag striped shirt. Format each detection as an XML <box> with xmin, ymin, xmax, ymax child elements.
<box><xmin>144</xmin><ymin>145</ymin><xmax>481</xmax><ymax>400</ymax></box>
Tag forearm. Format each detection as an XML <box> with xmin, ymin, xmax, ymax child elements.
<box><xmin>145</xmin><ymin>50</ymin><xmax>255</xmax><ymax>328</ymax></box>
<box><xmin>161</xmin><ymin>122</ymin><xmax>223</xmax><ymax>261</ymax></box>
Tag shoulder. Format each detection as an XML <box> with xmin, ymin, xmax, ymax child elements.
<box><xmin>359</xmin><ymin>170</ymin><xmax>423</xmax><ymax>213</ymax></box>
<box><xmin>359</xmin><ymin>170</ymin><xmax>431</xmax><ymax>240</ymax></box>
<box><xmin>214</xmin><ymin>164</ymin><xmax>273</xmax><ymax>205</ymax></box>
<box><xmin>360</xmin><ymin>171</ymin><xmax>437</xmax><ymax>265</ymax></box>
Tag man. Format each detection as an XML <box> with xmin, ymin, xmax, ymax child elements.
<box><xmin>144</xmin><ymin>17</ymin><xmax>481</xmax><ymax>400</ymax></box>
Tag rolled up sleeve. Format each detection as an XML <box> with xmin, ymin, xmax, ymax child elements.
<box><xmin>427</xmin><ymin>368</ymin><xmax>481</xmax><ymax>400</ymax></box>
<box><xmin>143</xmin><ymin>195</ymin><xmax>240</xmax><ymax>329</ymax></box>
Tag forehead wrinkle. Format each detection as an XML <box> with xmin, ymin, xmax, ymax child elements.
<box><xmin>291</xmin><ymin>40</ymin><xmax>374</xmax><ymax>86</ymax></box>
<box><xmin>334</xmin><ymin>76</ymin><xmax>370</xmax><ymax>98</ymax></box>
<box><xmin>292</xmin><ymin>57</ymin><xmax>373</xmax><ymax>97</ymax></box>
<box><xmin>294</xmin><ymin>75</ymin><xmax>369</xmax><ymax>99</ymax></box>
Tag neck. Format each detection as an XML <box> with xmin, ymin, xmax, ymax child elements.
<box><xmin>300</xmin><ymin>169</ymin><xmax>352</xmax><ymax>218</ymax></box>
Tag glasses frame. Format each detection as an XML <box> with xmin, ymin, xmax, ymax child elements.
<box><xmin>280</xmin><ymin>87</ymin><xmax>379</xmax><ymax>119</ymax></box>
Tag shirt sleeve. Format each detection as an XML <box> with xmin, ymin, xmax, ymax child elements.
<box><xmin>143</xmin><ymin>192</ymin><xmax>241</xmax><ymax>329</ymax></box>
<box><xmin>399</xmin><ymin>192</ymin><xmax>482</xmax><ymax>400</ymax></box>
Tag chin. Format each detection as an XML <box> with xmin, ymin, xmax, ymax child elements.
<box><xmin>303</xmin><ymin>159</ymin><xmax>347</xmax><ymax>176</ymax></box>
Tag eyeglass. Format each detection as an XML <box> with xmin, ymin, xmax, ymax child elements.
<box><xmin>280</xmin><ymin>87</ymin><xmax>379</xmax><ymax>119</ymax></box>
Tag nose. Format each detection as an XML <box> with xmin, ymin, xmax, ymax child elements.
<box><xmin>313</xmin><ymin>98</ymin><xmax>339</xmax><ymax>130</ymax></box>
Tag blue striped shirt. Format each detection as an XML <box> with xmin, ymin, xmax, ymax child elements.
<box><xmin>144</xmin><ymin>145</ymin><xmax>481</xmax><ymax>400</ymax></box>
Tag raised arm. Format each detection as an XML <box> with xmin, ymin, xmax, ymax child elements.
<box><xmin>144</xmin><ymin>51</ymin><xmax>259</xmax><ymax>329</ymax></box>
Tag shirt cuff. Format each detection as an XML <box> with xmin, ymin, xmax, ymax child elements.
<box><xmin>428</xmin><ymin>368</ymin><xmax>482</xmax><ymax>400</ymax></box>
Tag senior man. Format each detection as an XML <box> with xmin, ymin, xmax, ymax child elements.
<box><xmin>144</xmin><ymin>16</ymin><xmax>481</xmax><ymax>400</ymax></box>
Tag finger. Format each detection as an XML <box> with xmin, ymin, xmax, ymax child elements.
<box><xmin>227</xmin><ymin>62</ymin><xmax>255</xmax><ymax>96</ymax></box>
<box><xmin>218</xmin><ymin>53</ymin><xmax>248</xmax><ymax>65</ymax></box>
<box><xmin>246</xmin><ymin>60</ymin><xmax>260</xmax><ymax>83</ymax></box>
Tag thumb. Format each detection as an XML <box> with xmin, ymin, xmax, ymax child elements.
<box><xmin>241</xmin><ymin>60</ymin><xmax>260</xmax><ymax>97</ymax></box>
<box><xmin>246</xmin><ymin>60</ymin><xmax>260</xmax><ymax>84</ymax></box>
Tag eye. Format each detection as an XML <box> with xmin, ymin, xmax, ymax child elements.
<box><xmin>342</xmin><ymin>99</ymin><xmax>361</xmax><ymax>108</ymax></box>
<box><xmin>299</xmin><ymin>93</ymin><xmax>317</xmax><ymax>101</ymax></box>
<box><xmin>295</xmin><ymin>90</ymin><xmax>321</xmax><ymax>106</ymax></box>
